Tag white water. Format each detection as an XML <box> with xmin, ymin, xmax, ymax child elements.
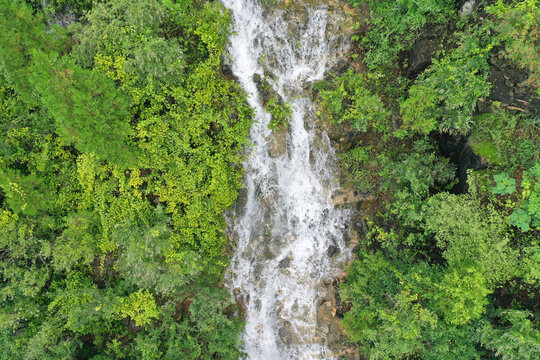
<box><xmin>223</xmin><ymin>1</ymin><xmax>351</xmax><ymax>359</ymax></box>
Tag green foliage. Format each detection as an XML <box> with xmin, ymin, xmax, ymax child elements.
<box><xmin>421</xmin><ymin>322</ymin><xmax>480</xmax><ymax>360</ymax></box>
<box><xmin>401</xmin><ymin>30</ymin><xmax>492</xmax><ymax>135</ymax></box>
<box><xmin>45</xmin><ymin>0</ymin><xmax>94</xmax><ymax>16</ymax></box>
<box><xmin>341</xmin><ymin>254</ymin><xmax>437</xmax><ymax>359</ymax></box>
<box><xmin>349</xmin><ymin>0</ymin><xmax>455</xmax><ymax>69</ymax></box>
<box><xmin>0</xmin><ymin>0</ymin><xmax>250</xmax><ymax>357</ymax></box>
<box><xmin>0</xmin><ymin>0</ymin><xmax>68</xmax><ymax>105</ymax></box>
<box><xmin>424</xmin><ymin>192</ymin><xmax>518</xmax><ymax>285</ymax></box>
<box><xmin>316</xmin><ymin>70</ymin><xmax>390</xmax><ymax>132</ymax></box>
<box><xmin>342</xmin><ymin>254</ymin><xmax>489</xmax><ymax>359</ymax></box>
<box><xmin>493</xmin><ymin>173</ymin><xmax>517</xmax><ymax>195</ymax></box>
<box><xmin>493</xmin><ymin>164</ymin><xmax>540</xmax><ymax>231</ymax></box>
<box><xmin>486</xmin><ymin>0</ymin><xmax>540</xmax><ymax>93</ymax></box>
<box><xmin>119</xmin><ymin>290</ymin><xmax>160</xmax><ymax>328</ymax></box>
<box><xmin>428</xmin><ymin>264</ymin><xmax>491</xmax><ymax>326</ymax></box>
<box><xmin>382</xmin><ymin>139</ymin><xmax>455</xmax><ymax>227</ymax></box>
<box><xmin>470</xmin><ymin>106</ymin><xmax>539</xmax><ymax>168</ymax></box>
<box><xmin>266</xmin><ymin>98</ymin><xmax>292</xmax><ymax>130</ymax></box>
<box><xmin>338</xmin><ymin>1</ymin><xmax>540</xmax><ymax>359</ymax></box>
<box><xmin>31</xmin><ymin>53</ymin><xmax>137</xmax><ymax>167</ymax></box>
<box><xmin>479</xmin><ymin>310</ymin><xmax>540</xmax><ymax>360</ymax></box>
<box><xmin>70</xmin><ymin>0</ymin><xmax>186</xmax><ymax>87</ymax></box>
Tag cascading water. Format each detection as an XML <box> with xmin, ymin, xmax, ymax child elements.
<box><xmin>223</xmin><ymin>1</ymin><xmax>351</xmax><ymax>358</ymax></box>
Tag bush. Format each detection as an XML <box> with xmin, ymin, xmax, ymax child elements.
<box><xmin>400</xmin><ymin>30</ymin><xmax>492</xmax><ymax>135</ymax></box>
<box><xmin>349</xmin><ymin>0</ymin><xmax>455</xmax><ymax>69</ymax></box>
<box><xmin>486</xmin><ymin>0</ymin><xmax>540</xmax><ymax>94</ymax></box>
<box><xmin>316</xmin><ymin>70</ymin><xmax>390</xmax><ymax>132</ymax></box>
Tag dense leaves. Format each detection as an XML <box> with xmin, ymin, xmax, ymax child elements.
<box><xmin>320</xmin><ymin>1</ymin><xmax>540</xmax><ymax>359</ymax></box>
<box><xmin>348</xmin><ymin>0</ymin><xmax>455</xmax><ymax>70</ymax></box>
<box><xmin>0</xmin><ymin>0</ymin><xmax>250</xmax><ymax>358</ymax></box>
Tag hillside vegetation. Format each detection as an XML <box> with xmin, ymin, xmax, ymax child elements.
<box><xmin>0</xmin><ymin>1</ymin><xmax>251</xmax><ymax>358</ymax></box>
<box><xmin>314</xmin><ymin>0</ymin><xmax>539</xmax><ymax>358</ymax></box>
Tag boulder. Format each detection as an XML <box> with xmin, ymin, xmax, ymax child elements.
<box><xmin>460</xmin><ymin>0</ymin><xmax>476</xmax><ymax>17</ymax></box>
<box><xmin>488</xmin><ymin>66</ymin><xmax>514</xmax><ymax>104</ymax></box>
<box><xmin>278</xmin><ymin>320</ymin><xmax>298</xmax><ymax>345</ymax></box>
<box><xmin>316</xmin><ymin>300</ymin><xmax>334</xmax><ymax>328</ymax></box>
<box><xmin>327</xmin><ymin>245</ymin><xmax>340</xmax><ymax>258</ymax></box>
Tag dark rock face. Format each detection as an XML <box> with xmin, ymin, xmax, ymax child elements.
<box><xmin>438</xmin><ymin>134</ymin><xmax>486</xmax><ymax>193</ymax></box>
<box><xmin>252</xmin><ymin>72</ymin><xmax>284</xmax><ymax>107</ymax></box>
<box><xmin>487</xmin><ymin>56</ymin><xmax>540</xmax><ymax>114</ymax></box>
<box><xmin>488</xmin><ymin>65</ymin><xmax>514</xmax><ymax>104</ymax></box>
<box><xmin>407</xmin><ymin>34</ymin><xmax>441</xmax><ymax>78</ymax></box>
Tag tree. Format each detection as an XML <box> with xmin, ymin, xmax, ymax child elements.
<box><xmin>400</xmin><ymin>30</ymin><xmax>492</xmax><ymax>135</ymax></box>
<box><xmin>423</xmin><ymin>192</ymin><xmax>519</xmax><ymax>286</ymax></box>
<box><xmin>32</xmin><ymin>52</ymin><xmax>137</xmax><ymax>167</ymax></box>
<box><xmin>0</xmin><ymin>0</ymin><xmax>67</xmax><ymax>104</ymax></box>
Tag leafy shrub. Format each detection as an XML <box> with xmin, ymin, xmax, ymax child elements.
<box><xmin>266</xmin><ymin>98</ymin><xmax>292</xmax><ymax>130</ymax></box>
<box><xmin>316</xmin><ymin>70</ymin><xmax>390</xmax><ymax>132</ymax></box>
<box><xmin>0</xmin><ymin>0</ymin><xmax>250</xmax><ymax>358</ymax></box>
<box><xmin>25</xmin><ymin>0</ymin><xmax>95</xmax><ymax>17</ymax></box>
<box><xmin>341</xmin><ymin>254</ymin><xmax>437</xmax><ymax>359</ymax></box>
<box><xmin>493</xmin><ymin>164</ymin><xmax>540</xmax><ymax>231</ymax></box>
<box><xmin>486</xmin><ymin>0</ymin><xmax>540</xmax><ymax>93</ymax></box>
<box><xmin>400</xmin><ymin>30</ymin><xmax>492</xmax><ymax>135</ymax></box>
<box><xmin>470</xmin><ymin>105</ymin><xmax>539</xmax><ymax>168</ymax></box>
<box><xmin>349</xmin><ymin>0</ymin><xmax>455</xmax><ymax>69</ymax></box>
<box><xmin>70</xmin><ymin>0</ymin><xmax>186</xmax><ymax>87</ymax></box>
<box><xmin>479</xmin><ymin>310</ymin><xmax>540</xmax><ymax>360</ymax></box>
<box><xmin>424</xmin><ymin>192</ymin><xmax>519</xmax><ymax>285</ymax></box>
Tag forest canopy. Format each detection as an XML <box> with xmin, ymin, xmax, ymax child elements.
<box><xmin>0</xmin><ymin>0</ymin><xmax>251</xmax><ymax>358</ymax></box>
<box><xmin>0</xmin><ymin>0</ymin><xmax>538</xmax><ymax>359</ymax></box>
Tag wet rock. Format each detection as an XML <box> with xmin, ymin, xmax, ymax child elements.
<box><xmin>279</xmin><ymin>257</ymin><xmax>291</xmax><ymax>268</ymax></box>
<box><xmin>221</xmin><ymin>62</ymin><xmax>235</xmax><ymax>79</ymax></box>
<box><xmin>332</xmin><ymin>188</ymin><xmax>374</xmax><ymax>206</ymax></box>
<box><xmin>323</xmin><ymin>124</ymin><xmax>362</xmax><ymax>152</ymax></box>
<box><xmin>267</xmin><ymin>125</ymin><xmax>288</xmax><ymax>157</ymax></box>
<box><xmin>486</xmin><ymin>56</ymin><xmax>539</xmax><ymax>114</ymax></box>
<box><xmin>234</xmin><ymin>187</ymin><xmax>248</xmax><ymax>215</ymax></box>
<box><xmin>335</xmin><ymin>346</ymin><xmax>363</xmax><ymax>360</ymax></box>
<box><xmin>233</xmin><ymin>288</ymin><xmax>247</xmax><ymax>319</ymax></box>
<box><xmin>53</xmin><ymin>11</ymin><xmax>76</xmax><ymax>27</ymax></box>
<box><xmin>257</xmin><ymin>246</ymin><xmax>275</xmax><ymax>261</ymax></box>
<box><xmin>316</xmin><ymin>301</ymin><xmax>334</xmax><ymax>328</ymax></box>
<box><xmin>326</xmin><ymin>58</ymin><xmax>350</xmax><ymax>77</ymax></box>
<box><xmin>261</xmin><ymin>190</ymin><xmax>277</xmax><ymax>207</ymax></box>
<box><xmin>252</xmin><ymin>73</ymin><xmax>262</xmax><ymax>84</ymax></box>
<box><xmin>254</xmin><ymin>73</ymin><xmax>282</xmax><ymax>107</ymax></box>
<box><xmin>278</xmin><ymin>320</ymin><xmax>299</xmax><ymax>346</ymax></box>
<box><xmin>327</xmin><ymin>316</ymin><xmax>345</xmax><ymax>346</ymax></box>
<box><xmin>327</xmin><ymin>245</ymin><xmax>340</xmax><ymax>258</ymax></box>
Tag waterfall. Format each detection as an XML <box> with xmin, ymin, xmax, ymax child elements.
<box><xmin>223</xmin><ymin>1</ymin><xmax>351</xmax><ymax>358</ymax></box>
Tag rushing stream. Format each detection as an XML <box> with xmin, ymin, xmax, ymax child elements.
<box><xmin>223</xmin><ymin>1</ymin><xmax>351</xmax><ymax>358</ymax></box>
